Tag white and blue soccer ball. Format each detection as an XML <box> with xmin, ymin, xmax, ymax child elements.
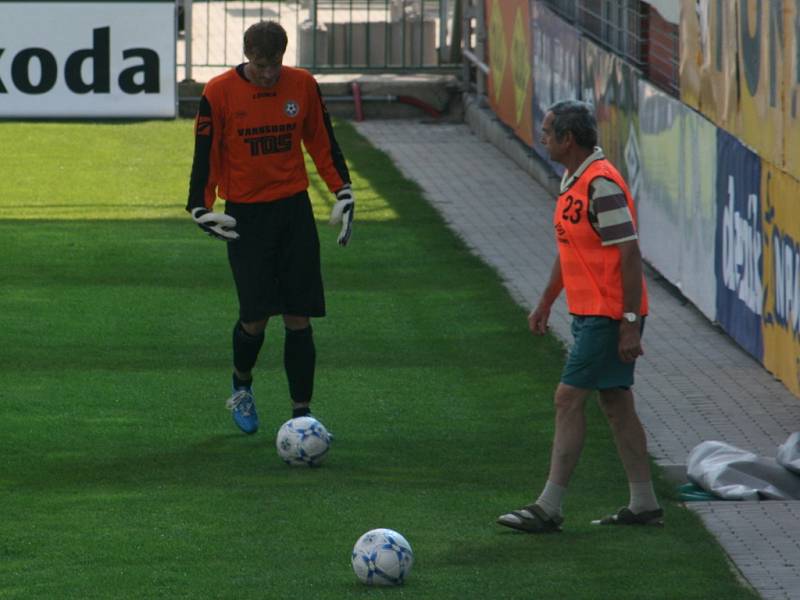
<box><xmin>351</xmin><ymin>528</ymin><xmax>414</xmax><ymax>586</ymax></box>
<box><xmin>275</xmin><ymin>416</ymin><xmax>331</xmax><ymax>466</ymax></box>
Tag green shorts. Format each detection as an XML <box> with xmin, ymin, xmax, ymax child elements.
<box><xmin>561</xmin><ymin>316</ymin><xmax>645</xmax><ymax>390</ymax></box>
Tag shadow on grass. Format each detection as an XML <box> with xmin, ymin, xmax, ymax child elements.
<box><xmin>8</xmin><ymin>424</ymin><xmax>552</xmax><ymax>495</ymax></box>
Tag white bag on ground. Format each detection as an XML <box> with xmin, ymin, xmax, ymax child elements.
<box><xmin>686</xmin><ymin>440</ymin><xmax>800</xmax><ymax>500</ymax></box>
<box><xmin>777</xmin><ymin>432</ymin><xmax>800</xmax><ymax>475</ymax></box>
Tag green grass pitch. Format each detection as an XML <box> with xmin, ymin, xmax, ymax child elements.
<box><xmin>0</xmin><ymin>119</ymin><xmax>757</xmax><ymax>599</ymax></box>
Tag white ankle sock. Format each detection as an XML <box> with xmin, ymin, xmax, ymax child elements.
<box><xmin>535</xmin><ymin>480</ymin><xmax>566</xmax><ymax>518</ymax></box>
<box><xmin>628</xmin><ymin>480</ymin><xmax>659</xmax><ymax>513</ymax></box>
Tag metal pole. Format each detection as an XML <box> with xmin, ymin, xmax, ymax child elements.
<box><xmin>401</xmin><ymin>0</ymin><xmax>406</xmax><ymax>68</ymax></box>
<box><xmin>420</xmin><ymin>0</ymin><xmax>424</xmax><ymax>66</ymax></box>
<box><xmin>461</xmin><ymin>0</ymin><xmax>470</xmax><ymax>92</ymax></box>
<box><xmin>462</xmin><ymin>49</ymin><xmax>488</xmax><ymax>74</ymax></box>
<box><xmin>348</xmin><ymin>0</ymin><xmax>353</xmax><ymax>68</ymax></box>
<box><xmin>312</xmin><ymin>0</ymin><xmax>318</xmax><ymax>68</ymax></box>
<box><xmin>439</xmin><ymin>0</ymin><xmax>447</xmax><ymax>64</ymax></box>
<box><xmin>241</xmin><ymin>0</ymin><xmax>246</xmax><ymax>63</ymax></box>
<box><xmin>366</xmin><ymin>0</ymin><xmax>371</xmax><ymax>68</ymax></box>
<box><xmin>385</xmin><ymin>0</ymin><xmax>390</xmax><ymax>67</ymax></box>
<box><xmin>475</xmin><ymin>0</ymin><xmax>485</xmax><ymax>97</ymax></box>
<box><xmin>450</xmin><ymin>0</ymin><xmax>462</xmax><ymax>63</ymax></box>
<box><xmin>184</xmin><ymin>0</ymin><xmax>193</xmax><ymax>81</ymax></box>
<box><xmin>224</xmin><ymin>0</ymin><xmax>229</xmax><ymax>65</ymax></box>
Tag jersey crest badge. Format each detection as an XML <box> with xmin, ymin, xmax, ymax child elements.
<box><xmin>196</xmin><ymin>116</ymin><xmax>212</xmax><ymax>136</ymax></box>
<box><xmin>284</xmin><ymin>100</ymin><xmax>299</xmax><ymax>118</ymax></box>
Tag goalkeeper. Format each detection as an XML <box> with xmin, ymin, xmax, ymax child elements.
<box><xmin>185</xmin><ymin>21</ymin><xmax>353</xmax><ymax>435</ymax></box>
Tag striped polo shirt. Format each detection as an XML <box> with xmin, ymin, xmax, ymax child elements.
<box><xmin>560</xmin><ymin>147</ymin><xmax>637</xmax><ymax>246</ymax></box>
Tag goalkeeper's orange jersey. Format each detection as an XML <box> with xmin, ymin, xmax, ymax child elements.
<box><xmin>186</xmin><ymin>65</ymin><xmax>350</xmax><ymax>210</ymax></box>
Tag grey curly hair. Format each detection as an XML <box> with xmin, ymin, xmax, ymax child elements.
<box><xmin>548</xmin><ymin>100</ymin><xmax>598</xmax><ymax>149</ymax></box>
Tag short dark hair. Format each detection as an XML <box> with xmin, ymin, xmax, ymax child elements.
<box><xmin>548</xmin><ymin>100</ymin><xmax>598</xmax><ymax>149</ymax></box>
<box><xmin>244</xmin><ymin>21</ymin><xmax>288</xmax><ymax>59</ymax></box>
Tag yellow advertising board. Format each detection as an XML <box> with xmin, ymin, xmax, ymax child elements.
<box><xmin>783</xmin><ymin>1</ymin><xmax>800</xmax><ymax>179</ymax></box>
<box><xmin>679</xmin><ymin>0</ymin><xmax>737</xmax><ymax>130</ymax></box>
<box><xmin>761</xmin><ymin>164</ymin><xmax>800</xmax><ymax>397</ymax></box>
<box><xmin>485</xmin><ymin>0</ymin><xmax>533</xmax><ymax>146</ymax></box>
<box><xmin>681</xmin><ymin>1</ymin><xmax>792</xmax><ymax>173</ymax></box>
<box><xmin>735</xmin><ymin>0</ymin><xmax>785</xmax><ymax>169</ymax></box>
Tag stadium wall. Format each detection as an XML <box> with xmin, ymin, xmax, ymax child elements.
<box><xmin>479</xmin><ymin>0</ymin><xmax>800</xmax><ymax>399</ymax></box>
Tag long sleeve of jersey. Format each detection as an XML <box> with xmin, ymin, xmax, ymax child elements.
<box><xmin>185</xmin><ymin>95</ymin><xmax>216</xmax><ymax>211</ymax></box>
<box><xmin>303</xmin><ymin>81</ymin><xmax>350</xmax><ymax>192</ymax></box>
<box><xmin>185</xmin><ymin>66</ymin><xmax>349</xmax><ymax>208</ymax></box>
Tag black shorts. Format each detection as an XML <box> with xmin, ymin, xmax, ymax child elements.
<box><xmin>225</xmin><ymin>191</ymin><xmax>325</xmax><ymax>322</ymax></box>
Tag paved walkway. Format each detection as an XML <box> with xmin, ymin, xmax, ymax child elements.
<box><xmin>355</xmin><ymin>120</ymin><xmax>800</xmax><ymax>600</ymax></box>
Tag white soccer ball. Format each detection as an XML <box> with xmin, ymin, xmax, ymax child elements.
<box><xmin>351</xmin><ymin>528</ymin><xmax>414</xmax><ymax>586</ymax></box>
<box><xmin>275</xmin><ymin>416</ymin><xmax>331</xmax><ymax>466</ymax></box>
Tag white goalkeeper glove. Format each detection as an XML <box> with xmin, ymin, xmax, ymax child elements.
<box><xmin>191</xmin><ymin>207</ymin><xmax>240</xmax><ymax>241</ymax></box>
<box><xmin>329</xmin><ymin>185</ymin><xmax>354</xmax><ymax>246</ymax></box>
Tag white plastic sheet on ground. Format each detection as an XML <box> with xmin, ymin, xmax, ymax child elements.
<box><xmin>777</xmin><ymin>432</ymin><xmax>800</xmax><ymax>475</ymax></box>
<box><xmin>686</xmin><ymin>435</ymin><xmax>800</xmax><ymax>500</ymax></box>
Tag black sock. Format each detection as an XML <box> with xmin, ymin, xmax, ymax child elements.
<box><xmin>292</xmin><ymin>406</ymin><xmax>311</xmax><ymax>418</ymax></box>
<box><xmin>232</xmin><ymin>372</ymin><xmax>252</xmax><ymax>390</ymax></box>
<box><xmin>232</xmin><ymin>321</ymin><xmax>264</xmax><ymax>376</ymax></box>
<box><xmin>284</xmin><ymin>326</ymin><xmax>315</xmax><ymax>407</ymax></box>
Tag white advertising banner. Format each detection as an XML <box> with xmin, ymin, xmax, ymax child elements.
<box><xmin>0</xmin><ymin>1</ymin><xmax>175</xmax><ymax>118</ymax></box>
<box><xmin>637</xmin><ymin>80</ymin><xmax>718</xmax><ymax>320</ymax></box>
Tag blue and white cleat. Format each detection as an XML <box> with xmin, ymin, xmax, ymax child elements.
<box><xmin>226</xmin><ymin>388</ymin><xmax>259</xmax><ymax>434</ymax></box>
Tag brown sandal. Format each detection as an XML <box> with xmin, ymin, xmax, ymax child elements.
<box><xmin>497</xmin><ymin>503</ymin><xmax>564</xmax><ymax>533</ymax></box>
<box><xmin>592</xmin><ymin>507</ymin><xmax>664</xmax><ymax>526</ymax></box>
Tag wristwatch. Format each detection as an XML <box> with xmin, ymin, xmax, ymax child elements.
<box><xmin>622</xmin><ymin>312</ymin><xmax>638</xmax><ymax>323</ymax></box>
